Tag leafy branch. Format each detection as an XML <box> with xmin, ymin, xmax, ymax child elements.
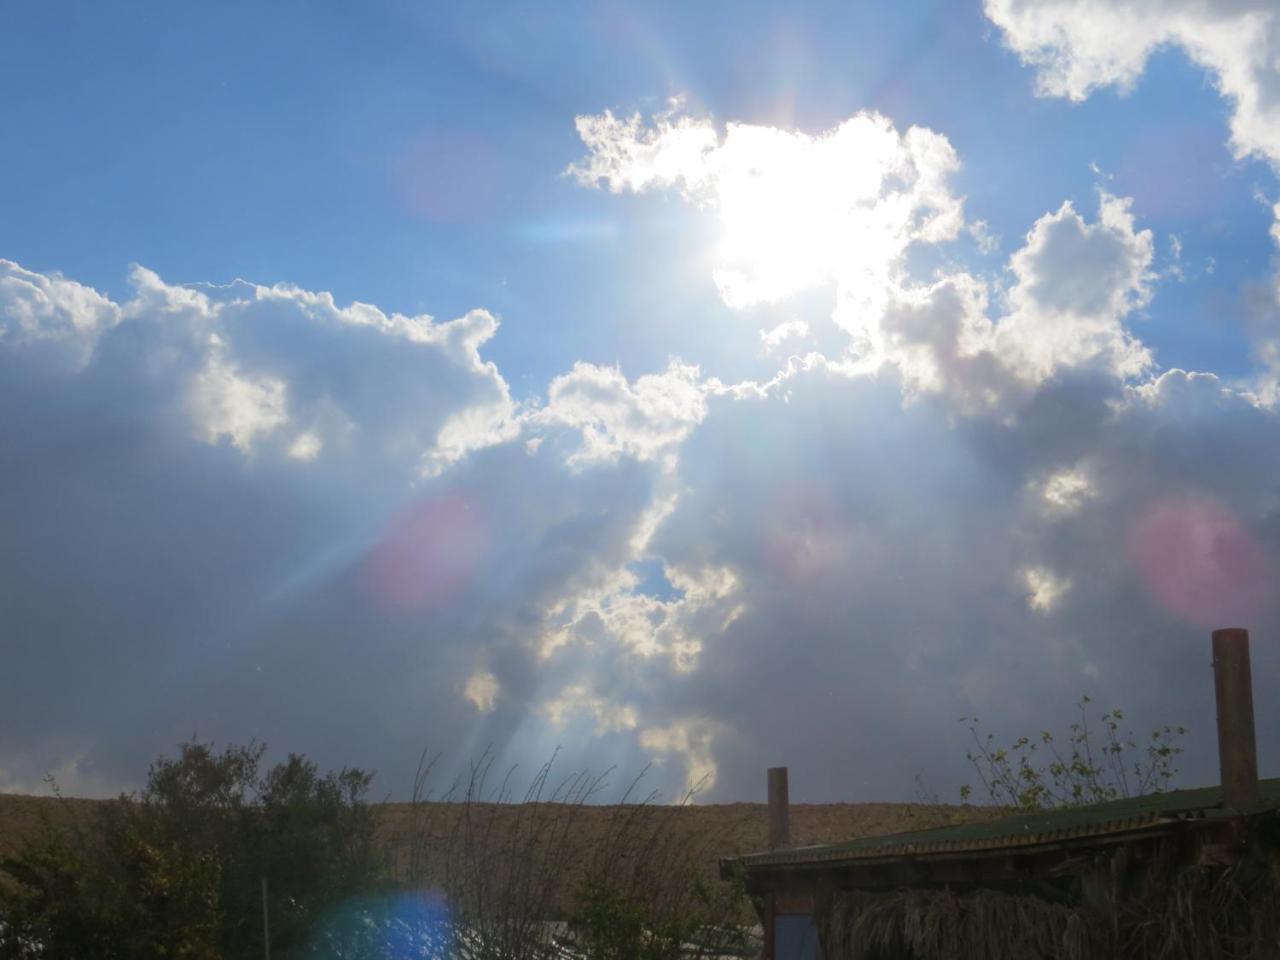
<box><xmin>959</xmin><ymin>696</ymin><xmax>1185</xmax><ymax>811</ymax></box>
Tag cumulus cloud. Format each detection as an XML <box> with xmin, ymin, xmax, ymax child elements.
<box><xmin>985</xmin><ymin>0</ymin><xmax>1280</xmax><ymax>169</ymax></box>
<box><xmin>537</xmin><ymin>562</ymin><xmax>741</xmax><ymax>672</ymax></box>
<box><xmin>639</xmin><ymin>718</ymin><xmax>724</xmax><ymax>794</ymax></box>
<box><xmin>9</xmin><ymin>62</ymin><xmax>1280</xmax><ymax>806</ymax></box>
<box><xmin>532</xmin><ymin>360</ymin><xmax>707</xmax><ymax>469</ymax></box>
<box><xmin>560</xmin><ymin>96</ymin><xmax>1279</xmax><ymax>799</ymax></box>
<box><xmin>997</xmin><ymin>192</ymin><xmax>1154</xmax><ymax>381</ymax></box>
<box><xmin>1040</xmin><ymin>467</ymin><xmax>1095</xmax><ymax>512</ymax></box>
<box><xmin>985</xmin><ymin>0</ymin><xmax>1280</xmax><ymax>394</ymax></box>
<box><xmin>760</xmin><ymin>319</ymin><xmax>810</xmax><ymax>352</ymax></box>
<box><xmin>824</xmin><ymin>191</ymin><xmax>1155</xmax><ymax>407</ymax></box>
<box><xmin>1024</xmin><ymin>566</ymin><xmax>1072</xmax><ymax>613</ymax></box>
<box><xmin>542</xmin><ymin>684</ymin><xmax>638</xmax><ymax>734</ymax></box>
<box><xmin>464</xmin><ymin>670</ymin><xmax>499</xmax><ymax>714</ymax></box>
<box><xmin>572</xmin><ymin>105</ymin><xmax>963</xmax><ymax>311</ymax></box>
<box><xmin>573</xmin><ymin>107</ymin><xmax>1162</xmax><ymax>413</ymax></box>
<box><xmin>642</xmin><ymin>362</ymin><xmax>1280</xmax><ymax>800</ymax></box>
<box><xmin>0</xmin><ymin>258</ymin><xmax>746</xmax><ymax>799</ymax></box>
<box><xmin>0</xmin><ymin>259</ymin><xmax>120</xmax><ymax>368</ymax></box>
<box><xmin>188</xmin><ymin>341</ymin><xmax>290</xmax><ymax>453</ymax></box>
<box><xmin>0</xmin><ymin>260</ymin><xmax>546</xmax><ymax>787</ymax></box>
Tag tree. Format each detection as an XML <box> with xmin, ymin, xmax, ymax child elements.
<box><xmin>138</xmin><ymin>742</ymin><xmax>383</xmax><ymax>958</ymax></box>
<box><xmin>0</xmin><ymin>782</ymin><xmax>221</xmax><ymax>960</ymax></box>
<box><xmin>959</xmin><ymin>696</ymin><xmax>1186</xmax><ymax>811</ymax></box>
<box><xmin>0</xmin><ymin>740</ymin><xmax>384</xmax><ymax>960</ymax></box>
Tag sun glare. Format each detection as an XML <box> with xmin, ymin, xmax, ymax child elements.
<box><xmin>574</xmin><ymin>109</ymin><xmax>963</xmax><ymax>319</ymax></box>
<box><xmin>711</xmin><ymin>118</ymin><xmax>909</xmax><ymax>308</ymax></box>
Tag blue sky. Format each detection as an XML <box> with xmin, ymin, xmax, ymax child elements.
<box><xmin>3</xmin><ymin>1</ymin><xmax>1280</xmax><ymax>802</ymax></box>
<box><xmin>7</xmin><ymin>2</ymin><xmax>1270</xmax><ymax>384</ymax></box>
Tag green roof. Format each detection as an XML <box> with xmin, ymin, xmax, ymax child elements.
<box><xmin>734</xmin><ymin>778</ymin><xmax>1280</xmax><ymax>871</ymax></box>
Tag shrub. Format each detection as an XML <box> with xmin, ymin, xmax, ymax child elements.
<box><xmin>0</xmin><ymin>740</ymin><xmax>383</xmax><ymax>960</ymax></box>
<box><xmin>959</xmin><ymin>696</ymin><xmax>1186</xmax><ymax>811</ymax></box>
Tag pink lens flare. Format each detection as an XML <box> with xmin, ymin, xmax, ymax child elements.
<box><xmin>365</xmin><ymin>495</ymin><xmax>489</xmax><ymax>613</ymax></box>
<box><xmin>390</xmin><ymin>129</ymin><xmax>503</xmax><ymax>224</ymax></box>
<box><xmin>765</xmin><ymin>483</ymin><xmax>852</xmax><ymax>584</ymax></box>
<box><xmin>1128</xmin><ymin>495</ymin><xmax>1275</xmax><ymax>628</ymax></box>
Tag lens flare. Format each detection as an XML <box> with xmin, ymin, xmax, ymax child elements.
<box><xmin>391</xmin><ymin>129</ymin><xmax>503</xmax><ymax>223</ymax></box>
<box><xmin>1128</xmin><ymin>495</ymin><xmax>1275</xmax><ymax>628</ymax></box>
<box><xmin>365</xmin><ymin>495</ymin><xmax>489</xmax><ymax>613</ymax></box>
<box><xmin>309</xmin><ymin>889</ymin><xmax>454</xmax><ymax>958</ymax></box>
<box><xmin>765</xmin><ymin>483</ymin><xmax>851</xmax><ymax>584</ymax></box>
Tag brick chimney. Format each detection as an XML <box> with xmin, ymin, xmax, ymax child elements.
<box><xmin>767</xmin><ymin>766</ymin><xmax>790</xmax><ymax>849</ymax></box>
<box><xmin>1212</xmin><ymin>628</ymin><xmax>1259</xmax><ymax>810</ymax></box>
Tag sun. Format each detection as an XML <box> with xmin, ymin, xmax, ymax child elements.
<box><xmin>705</xmin><ymin>115</ymin><xmax>933</xmax><ymax>311</ymax></box>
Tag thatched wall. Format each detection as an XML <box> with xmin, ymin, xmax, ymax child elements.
<box><xmin>816</xmin><ymin>838</ymin><xmax>1280</xmax><ymax>960</ymax></box>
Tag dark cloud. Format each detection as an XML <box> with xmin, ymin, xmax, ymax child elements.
<box><xmin>648</xmin><ymin>364</ymin><xmax>1280</xmax><ymax>801</ymax></box>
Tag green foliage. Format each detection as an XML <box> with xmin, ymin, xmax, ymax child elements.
<box><xmin>567</xmin><ymin>864</ymin><xmax>750</xmax><ymax>960</ymax></box>
<box><xmin>0</xmin><ymin>789</ymin><xmax>221</xmax><ymax>960</ymax></box>
<box><xmin>959</xmin><ymin>696</ymin><xmax>1186</xmax><ymax>811</ymax></box>
<box><xmin>570</xmin><ymin>880</ymin><xmax>663</xmax><ymax>960</ymax></box>
<box><xmin>0</xmin><ymin>740</ymin><xmax>384</xmax><ymax>960</ymax></box>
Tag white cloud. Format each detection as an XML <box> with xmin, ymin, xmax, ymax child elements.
<box><xmin>997</xmin><ymin>192</ymin><xmax>1154</xmax><ymax>381</ymax></box>
<box><xmin>534</xmin><ymin>360</ymin><xmax>707</xmax><ymax>469</ymax></box>
<box><xmin>0</xmin><ymin>259</ymin><xmax>120</xmax><ymax>368</ymax></box>
<box><xmin>464</xmin><ymin>670</ymin><xmax>499</xmax><ymax>714</ymax></box>
<box><xmin>5</xmin><ymin>265</ymin><xmax>522</xmax><ymax>473</ymax></box>
<box><xmin>425</xmin><ymin>392</ymin><xmax>522</xmax><ymax>477</ymax></box>
<box><xmin>969</xmin><ymin>219</ymin><xmax>1000</xmax><ymax>255</ymax></box>
<box><xmin>6</xmin><ymin>246</ymin><xmax>1280</xmax><ymax>803</ymax></box>
<box><xmin>538</xmin><ymin>562</ymin><xmax>740</xmax><ymax>672</ymax></box>
<box><xmin>760</xmin><ymin>319</ymin><xmax>810</xmax><ymax>352</ymax></box>
<box><xmin>1041</xmin><ymin>467</ymin><xmax>1094</xmax><ymax>511</ymax></box>
<box><xmin>857</xmin><ymin>271</ymin><xmax>1002</xmax><ymax>404</ymax></box>
<box><xmin>188</xmin><ymin>337</ymin><xmax>290</xmax><ymax>453</ymax></box>
<box><xmin>288</xmin><ymin>431</ymin><xmax>323</xmax><ymax>461</ymax></box>
<box><xmin>639</xmin><ymin>718</ymin><xmax>722</xmax><ymax>796</ymax></box>
<box><xmin>574</xmin><ymin>106</ymin><xmax>1162</xmax><ymax>413</ymax></box>
<box><xmin>985</xmin><ymin>1</ymin><xmax>1280</xmax><ymax>169</ymax></box>
<box><xmin>1255</xmin><ymin>339</ymin><xmax>1280</xmax><ymax>408</ymax></box>
<box><xmin>986</xmin><ymin>0</ymin><xmax>1280</xmax><ymax>327</ymax></box>
<box><xmin>541</xmin><ymin>684</ymin><xmax>638</xmax><ymax>734</ymax></box>
<box><xmin>1024</xmin><ymin>565</ymin><xmax>1072</xmax><ymax>612</ymax></box>
<box><xmin>837</xmin><ymin>194</ymin><xmax>1153</xmax><ymax>405</ymax></box>
<box><xmin>570</xmin><ymin>99</ymin><xmax>719</xmax><ymax>195</ymax></box>
<box><xmin>572</xmin><ymin>106</ymin><xmax>964</xmax><ymax>311</ymax></box>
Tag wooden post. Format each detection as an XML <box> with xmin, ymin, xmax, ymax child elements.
<box><xmin>1212</xmin><ymin>628</ymin><xmax>1259</xmax><ymax>810</ymax></box>
<box><xmin>768</xmin><ymin>766</ymin><xmax>790</xmax><ymax>849</ymax></box>
<box><xmin>261</xmin><ymin>875</ymin><xmax>271</xmax><ymax>960</ymax></box>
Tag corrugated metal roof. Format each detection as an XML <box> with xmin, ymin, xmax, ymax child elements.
<box><xmin>733</xmin><ymin>778</ymin><xmax>1280</xmax><ymax>870</ymax></box>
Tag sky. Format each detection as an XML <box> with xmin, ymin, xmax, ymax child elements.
<box><xmin>3</xmin><ymin>0</ymin><xmax>1280</xmax><ymax>804</ymax></box>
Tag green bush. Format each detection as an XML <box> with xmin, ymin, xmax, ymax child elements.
<box><xmin>0</xmin><ymin>740</ymin><xmax>384</xmax><ymax>960</ymax></box>
<box><xmin>0</xmin><ymin>792</ymin><xmax>221</xmax><ymax>959</ymax></box>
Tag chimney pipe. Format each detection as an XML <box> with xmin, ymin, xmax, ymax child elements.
<box><xmin>1212</xmin><ymin>628</ymin><xmax>1259</xmax><ymax>810</ymax></box>
<box><xmin>767</xmin><ymin>766</ymin><xmax>790</xmax><ymax>849</ymax></box>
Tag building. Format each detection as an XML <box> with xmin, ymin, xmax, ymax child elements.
<box><xmin>725</xmin><ymin>628</ymin><xmax>1280</xmax><ymax>960</ymax></box>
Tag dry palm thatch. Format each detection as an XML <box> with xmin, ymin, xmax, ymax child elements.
<box><xmin>818</xmin><ymin>887</ymin><xmax>1106</xmax><ymax>960</ymax></box>
<box><xmin>817</xmin><ymin>838</ymin><xmax>1280</xmax><ymax>960</ymax></box>
<box><xmin>1116</xmin><ymin>842</ymin><xmax>1280</xmax><ymax>960</ymax></box>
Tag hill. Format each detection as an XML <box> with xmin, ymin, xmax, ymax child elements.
<box><xmin>1</xmin><ymin>791</ymin><xmax>981</xmax><ymax>886</ymax></box>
